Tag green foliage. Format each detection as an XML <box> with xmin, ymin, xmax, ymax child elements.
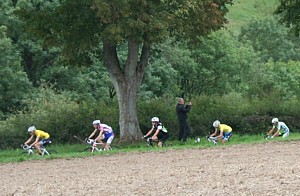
<box><xmin>19</xmin><ymin>39</ymin><xmax>60</xmax><ymax>86</ymax></box>
<box><xmin>0</xmin><ymin>85</ymin><xmax>120</xmax><ymax>148</ymax></box>
<box><xmin>275</xmin><ymin>0</ymin><xmax>300</xmax><ymax>36</ymax></box>
<box><xmin>192</xmin><ymin>30</ymin><xmax>257</xmax><ymax>95</ymax></box>
<box><xmin>0</xmin><ymin>26</ymin><xmax>32</xmax><ymax>117</ymax></box>
<box><xmin>265</xmin><ymin>60</ymin><xmax>300</xmax><ymax>99</ymax></box>
<box><xmin>140</xmin><ymin>57</ymin><xmax>178</xmax><ymax>99</ymax></box>
<box><xmin>15</xmin><ymin>0</ymin><xmax>233</xmax><ymax>58</ymax></box>
<box><xmin>239</xmin><ymin>17</ymin><xmax>300</xmax><ymax>62</ymax></box>
<box><xmin>1</xmin><ymin>90</ymin><xmax>300</xmax><ymax>149</ymax></box>
<box><xmin>151</xmin><ymin>39</ymin><xmax>199</xmax><ymax>98</ymax></box>
<box><xmin>40</xmin><ymin>63</ymin><xmax>115</xmax><ymax>101</ymax></box>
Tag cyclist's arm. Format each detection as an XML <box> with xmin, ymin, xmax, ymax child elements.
<box><xmin>210</xmin><ymin>128</ymin><xmax>218</xmax><ymax>137</ymax></box>
<box><xmin>24</xmin><ymin>135</ymin><xmax>34</xmax><ymax>145</ymax></box>
<box><xmin>88</xmin><ymin>129</ymin><xmax>97</xmax><ymax>139</ymax></box>
<box><xmin>273</xmin><ymin>129</ymin><xmax>280</xmax><ymax>137</ymax></box>
<box><xmin>144</xmin><ymin>127</ymin><xmax>154</xmax><ymax>137</ymax></box>
<box><xmin>178</xmin><ymin>105</ymin><xmax>191</xmax><ymax>112</ymax></box>
<box><xmin>217</xmin><ymin>130</ymin><xmax>224</xmax><ymax>138</ymax></box>
<box><xmin>95</xmin><ymin>129</ymin><xmax>104</xmax><ymax>142</ymax></box>
<box><xmin>152</xmin><ymin>129</ymin><xmax>160</xmax><ymax>139</ymax></box>
<box><xmin>267</xmin><ymin>127</ymin><xmax>275</xmax><ymax>135</ymax></box>
<box><xmin>30</xmin><ymin>137</ymin><xmax>40</xmax><ymax>147</ymax></box>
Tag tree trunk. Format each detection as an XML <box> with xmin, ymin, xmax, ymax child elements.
<box><xmin>103</xmin><ymin>40</ymin><xmax>150</xmax><ymax>142</ymax></box>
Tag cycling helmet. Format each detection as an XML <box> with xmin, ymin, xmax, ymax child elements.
<box><xmin>271</xmin><ymin>118</ymin><xmax>278</xmax><ymax>124</ymax></box>
<box><xmin>92</xmin><ymin>120</ymin><xmax>101</xmax><ymax>125</ymax></box>
<box><xmin>213</xmin><ymin>120</ymin><xmax>220</xmax><ymax>128</ymax></box>
<box><xmin>28</xmin><ymin>126</ymin><xmax>36</xmax><ymax>132</ymax></box>
<box><xmin>151</xmin><ymin>117</ymin><xmax>159</xmax><ymax>122</ymax></box>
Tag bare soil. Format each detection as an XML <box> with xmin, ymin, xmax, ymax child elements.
<box><xmin>1</xmin><ymin>141</ymin><xmax>300</xmax><ymax>196</ymax></box>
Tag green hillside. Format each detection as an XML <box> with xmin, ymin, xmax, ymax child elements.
<box><xmin>226</xmin><ymin>0</ymin><xmax>279</xmax><ymax>34</ymax></box>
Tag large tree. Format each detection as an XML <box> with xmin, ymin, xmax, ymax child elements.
<box><xmin>16</xmin><ymin>0</ymin><xmax>233</xmax><ymax>142</ymax></box>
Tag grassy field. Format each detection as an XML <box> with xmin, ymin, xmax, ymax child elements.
<box><xmin>226</xmin><ymin>0</ymin><xmax>279</xmax><ymax>34</ymax></box>
<box><xmin>1</xmin><ymin>132</ymin><xmax>299</xmax><ymax>163</ymax></box>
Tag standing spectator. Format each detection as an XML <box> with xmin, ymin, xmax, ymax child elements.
<box><xmin>176</xmin><ymin>98</ymin><xmax>192</xmax><ymax>142</ymax></box>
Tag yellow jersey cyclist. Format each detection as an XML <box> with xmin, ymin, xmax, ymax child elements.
<box><xmin>24</xmin><ymin>126</ymin><xmax>51</xmax><ymax>155</ymax></box>
<box><xmin>266</xmin><ymin>118</ymin><xmax>289</xmax><ymax>139</ymax></box>
<box><xmin>209</xmin><ymin>120</ymin><xmax>233</xmax><ymax>144</ymax></box>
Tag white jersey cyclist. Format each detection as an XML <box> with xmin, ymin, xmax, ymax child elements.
<box><xmin>267</xmin><ymin>118</ymin><xmax>290</xmax><ymax>139</ymax></box>
<box><xmin>273</xmin><ymin>121</ymin><xmax>289</xmax><ymax>138</ymax></box>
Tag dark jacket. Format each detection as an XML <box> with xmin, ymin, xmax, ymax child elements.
<box><xmin>176</xmin><ymin>104</ymin><xmax>191</xmax><ymax>122</ymax></box>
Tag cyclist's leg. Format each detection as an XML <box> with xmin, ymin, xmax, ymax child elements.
<box><xmin>273</xmin><ymin>130</ymin><xmax>280</xmax><ymax>137</ymax></box>
<box><xmin>40</xmin><ymin>139</ymin><xmax>52</xmax><ymax>155</ymax></box>
<box><xmin>34</xmin><ymin>141</ymin><xmax>43</xmax><ymax>154</ymax></box>
<box><xmin>158</xmin><ymin>132</ymin><xmax>168</xmax><ymax>147</ymax></box>
<box><xmin>222</xmin><ymin>132</ymin><xmax>232</xmax><ymax>144</ymax></box>
<box><xmin>281</xmin><ymin>130</ymin><xmax>289</xmax><ymax>138</ymax></box>
<box><xmin>104</xmin><ymin>134</ymin><xmax>114</xmax><ymax>150</ymax></box>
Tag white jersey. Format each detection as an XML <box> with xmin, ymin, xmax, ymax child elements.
<box><xmin>273</xmin><ymin>121</ymin><xmax>289</xmax><ymax>133</ymax></box>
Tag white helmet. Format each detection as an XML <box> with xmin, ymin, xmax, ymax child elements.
<box><xmin>213</xmin><ymin>120</ymin><xmax>220</xmax><ymax>128</ymax></box>
<box><xmin>151</xmin><ymin>117</ymin><xmax>159</xmax><ymax>122</ymax></box>
<box><xmin>92</xmin><ymin>120</ymin><xmax>101</xmax><ymax>125</ymax></box>
<box><xmin>272</xmin><ymin>118</ymin><xmax>278</xmax><ymax>124</ymax></box>
<box><xmin>28</xmin><ymin>126</ymin><xmax>36</xmax><ymax>132</ymax></box>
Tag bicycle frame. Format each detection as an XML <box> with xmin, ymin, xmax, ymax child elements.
<box><xmin>21</xmin><ymin>144</ymin><xmax>50</xmax><ymax>156</ymax></box>
<box><xmin>206</xmin><ymin>136</ymin><xmax>218</xmax><ymax>145</ymax></box>
<box><xmin>86</xmin><ymin>139</ymin><xmax>106</xmax><ymax>153</ymax></box>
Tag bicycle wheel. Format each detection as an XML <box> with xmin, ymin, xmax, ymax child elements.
<box><xmin>82</xmin><ymin>146</ymin><xmax>93</xmax><ymax>152</ymax></box>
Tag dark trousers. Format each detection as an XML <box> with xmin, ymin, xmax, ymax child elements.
<box><xmin>178</xmin><ymin>120</ymin><xmax>191</xmax><ymax>142</ymax></box>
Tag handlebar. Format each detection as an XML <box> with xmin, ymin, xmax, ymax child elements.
<box><xmin>21</xmin><ymin>144</ymin><xmax>34</xmax><ymax>151</ymax></box>
<box><xmin>86</xmin><ymin>139</ymin><xmax>102</xmax><ymax>146</ymax></box>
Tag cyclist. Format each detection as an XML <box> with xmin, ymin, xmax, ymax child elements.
<box><xmin>24</xmin><ymin>126</ymin><xmax>51</xmax><ymax>155</ymax></box>
<box><xmin>209</xmin><ymin>120</ymin><xmax>232</xmax><ymax>144</ymax></box>
<box><xmin>87</xmin><ymin>120</ymin><xmax>114</xmax><ymax>150</ymax></box>
<box><xmin>143</xmin><ymin>117</ymin><xmax>169</xmax><ymax>147</ymax></box>
<box><xmin>266</xmin><ymin>118</ymin><xmax>289</xmax><ymax>139</ymax></box>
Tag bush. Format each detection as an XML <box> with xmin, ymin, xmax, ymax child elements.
<box><xmin>1</xmin><ymin>89</ymin><xmax>300</xmax><ymax>149</ymax></box>
<box><xmin>0</xmin><ymin>86</ymin><xmax>119</xmax><ymax>148</ymax></box>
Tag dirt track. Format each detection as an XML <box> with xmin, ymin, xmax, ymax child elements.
<box><xmin>1</xmin><ymin>141</ymin><xmax>300</xmax><ymax>196</ymax></box>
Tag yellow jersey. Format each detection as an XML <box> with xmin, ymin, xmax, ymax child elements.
<box><xmin>219</xmin><ymin>124</ymin><xmax>232</xmax><ymax>133</ymax></box>
<box><xmin>34</xmin><ymin>130</ymin><xmax>50</xmax><ymax>139</ymax></box>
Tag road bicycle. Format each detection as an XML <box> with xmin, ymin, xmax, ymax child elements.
<box><xmin>143</xmin><ymin>136</ymin><xmax>172</xmax><ymax>147</ymax></box>
<box><xmin>73</xmin><ymin>136</ymin><xmax>114</xmax><ymax>153</ymax></box>
<box><xmin>20</xmin><ymin>143</ymin><xmax>57</xmax><ymax>156</ymax></box>
<box><xmin>84</xmin><ymin>138</ymin><xmax>113</xmax><ymax>153</ymax></box>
